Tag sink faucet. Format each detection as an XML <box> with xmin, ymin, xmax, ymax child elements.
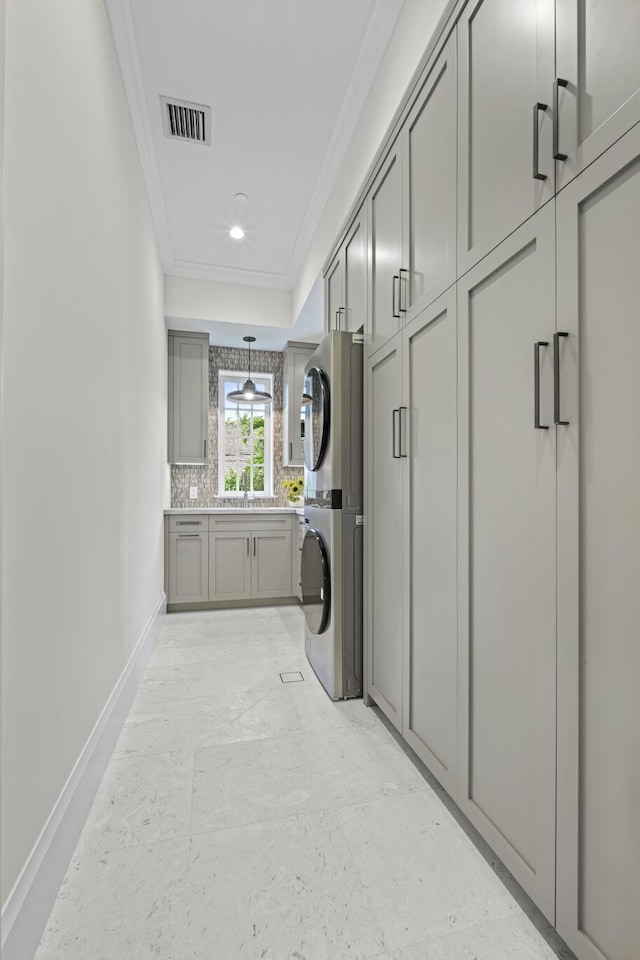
<box><xmin>241</xmin><ymin>467</ymin><xmax>250</xmax><ymax>508</ymax></box>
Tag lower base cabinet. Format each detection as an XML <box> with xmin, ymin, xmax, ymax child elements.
<box><xmin>166</xmin><ymin>513</ymin><xmax>294</xmax><ymax>606</ymax></box>
<box><xmin>366</xmin><ymin>335</ymin><xmax>403</xmax><ymax>730</ymax></box>
<box><xmin>167</xmin><ymin>530</ymin><xmax>208</xmax><ymax>603</ymax></box>
<box><xmin>209</xmin><ymin>531</ymin><xmax>251</xmax><ymax>602</ymax></box>
<box><xmin>366</xmin><ymin>288</ymin><xmax>458</xmax><ymax>789</ymax></box>
<box><xmin>252</xmin><ymin>530</ymin><xmax>293</xmax><ymax>599</ymax></box>
<box><xmin>457</xmin><ymin>204</ymin><xmax>557</xmax><ymax>919</ymax></box>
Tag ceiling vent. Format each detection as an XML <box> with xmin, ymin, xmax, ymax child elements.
<box><xmin>160</xmin><ymin>96</ymin><xmax>211</xmax><ymax>145</ymax></box>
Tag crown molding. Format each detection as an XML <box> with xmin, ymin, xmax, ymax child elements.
<box><xmin>165</xmin><ymin>259</ymin><xmax>292</xmax><ymax>290</ymax></box>
<box><xmin>105</xmin><ymin>0</ymin><xmax>402</xmax><ymax>289</ymax></box>
<box><xmin>283</xmin><ymin>0</ymin><xmax>405</xmax><ymax>287</ymax></box>
<box><xmin>104</xmin><ymin>0</ymin><xmax>173</xmax><ymax>267</ymax></box>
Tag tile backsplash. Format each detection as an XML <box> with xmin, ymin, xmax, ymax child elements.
<box><xmin>170</xmin><ymin>345</ymin><xmax>302</xmax><ymax>508</ymax></box>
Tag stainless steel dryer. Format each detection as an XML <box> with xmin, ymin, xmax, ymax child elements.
<box><xmin>301</xmin><ymin>331</ymin><xmax>363</xmax><ymax>699</ymax></box>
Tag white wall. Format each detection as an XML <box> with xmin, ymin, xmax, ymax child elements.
<box><xmin>165</xmin><ymin>275</ymin><xmax>292</xmax><ymax>329</ymax></box>
<box><xmin>293</xmin><ymin>0</ymin><xmax>451</xmax><ymax>319</ymax></box>
<box><xmin>1</xmin><ymin>0</ymin><xmax>169</xmax><ymax>905</ymax></box>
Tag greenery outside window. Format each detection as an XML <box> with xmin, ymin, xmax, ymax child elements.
<box><xmin>218</xmin><ymin>371</ymin><xmax>274</xmax><ymax>496</ymax></box>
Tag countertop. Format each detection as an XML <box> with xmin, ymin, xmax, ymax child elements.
<box><xmin>164</xmin><ymin>507</ymin><xmax>305</xmax><ymax>516</ymax></box>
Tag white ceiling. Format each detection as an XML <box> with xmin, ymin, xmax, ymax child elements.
<box><xmin>106</xmin><ymin>0</ymin><xmax>405</xmax><ymax>294</ymax></box>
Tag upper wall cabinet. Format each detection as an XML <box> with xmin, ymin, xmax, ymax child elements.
<box><xmin>325</xmin><ymin>248</ymin><xmax>345</xmax><ymax>335</ymax></box>
<box><xmin>555</xmin><ymin>0</ymin><xmax>640</xmax><ymax>191</ymax></box>
<box><xmin>457</xmin><ymin>0</ymin><xmax>555</xmax><ymax>275</ymax></box>
<box><xmin>368</xmin><ymin>139</ymin><xmax>404</xmax><ymax>355</ymax></box>
<box><xmin>402</xmin><ymin>33</ymin><xmax>457</xmax><ymax>323</ymax></box>
<box><xmin>168</xmin><ymin>330</ymin><xmax>209</xmax><ymax>465</ymax></box>
<box><xmin>324</xmin><ymin>205</ymin><xmax>367</xmax><ymax>335</ymax></box>
<box><xmin>367</xmin><ymin>34</ymin><xmax>457</xmax><ymax>357</ymax></box>
<box><xmin>282</xmin><ymin>341</ymin><xmax>316</xmax><ymax>467</ymax></box>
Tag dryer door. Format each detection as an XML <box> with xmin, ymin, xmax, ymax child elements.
<box><xmin>303</xmin><ymin>367</ymin><xmax>330</xmax><ymax>471</ymax></box>
<box><xmin>301</xmin><ymin>527</ymin><xmax>331</xmax><ymax>634</ymax></box>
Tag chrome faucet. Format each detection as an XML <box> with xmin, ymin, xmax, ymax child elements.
<box><xmin>241</xmin><ymin>467</ymin><xmax>250</xmax><ymax>508</ymax></box>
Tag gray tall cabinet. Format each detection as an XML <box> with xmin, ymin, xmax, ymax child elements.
<box><xmin>555</xmin><ymin>123</ymin><xmax>640</xmax><ymax>960</ymax></box>
<box><xmin>326</xmin><ymin>2</ymin><xmax>640</xmax><ymax>958</ymax></box>
<box><xmin>167</xmin><ymin>330</ymin><xmax>209</xmax><ymax>465</ymax></box>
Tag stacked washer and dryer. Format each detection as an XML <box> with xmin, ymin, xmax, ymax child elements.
<box><xmin>300</xmin><ymin>331</ymin><xmax>363</xmax><ymax>700</ymax></box>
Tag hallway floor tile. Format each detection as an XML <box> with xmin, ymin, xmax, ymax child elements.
<box><xmin>34</xmin><ymin>606</ymin><xmax>573</xmax><ymax>960</ymax></box>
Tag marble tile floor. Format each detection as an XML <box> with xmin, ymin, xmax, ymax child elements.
<box><xmin>34</xmin><ymin>606</ymin><xmax>575</xmax><ymax>960</ymax></box>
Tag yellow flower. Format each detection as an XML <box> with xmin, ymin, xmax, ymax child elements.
<box><xmin>283</xmin><ymin>477</ymin><xmax>304</xmax><ymax>498</ymax></box>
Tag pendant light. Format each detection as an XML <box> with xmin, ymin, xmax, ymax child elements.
<box><xmin>227</xmin><ymin>336</ymin><xmax>273</xmax><ymax>403</ymax></box>
<box><xmin>301</xmin><ymin>392</ymin><xmax>313</xmax><ymax>406</ymax></box>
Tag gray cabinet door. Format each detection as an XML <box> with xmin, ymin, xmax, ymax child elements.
<box><xmin>168</xmin><ymin>331</ymin><xmax>209</xmax><ymax>464</ymax></box>
<box><xmin>365</xmin><ymin>334</ymin><xmax>404</xmax><ymax>730</ymax></box>
<box><xmin>168</xmin><ymin>531</ymin><xmax>209</xmax><ymax>603</ymax></box>
<box><xmin>556</xmin><ymin>124</ymin><xmax>640</xmax><ymax>960</ymax></box>
<box><xmin>403</xmin><ymin>32</ymin><xmax>457</xmax><ymax>321</ymax></box>
<box><xmin>367</xmin><ymin>141</ymin><xmax>404</xmax><ymax>356</ymax></box>
<box><xmin>457</xmin><ymin>204</ymin><xmax>557</xmax><ymax>919</ymax></box>
<box><xmin>401</xmin><ymin>288</ymin><xmax>458</xmax><ymax>796</ymax></box>
<box><xmin>252</xmin><ymin>531</ymin><xmax>293</xmax><ymax>599</ymax></box>
<box><xmin>343</xmin><ymin>208</ymin><xmax>367</xmax><ymax>334</ymax></box>
<box><xmin>556</xmin><ymin>0</ymin><xmax>640</xmax><ymax>191</ymax></box>
<box><xmin>283</xmin><ymin>345</ymin><xmax>315</xmax><ymax>466</ymax></box>
<box><xmin>457</xmin><ymin>0</ymin><xmax>555</xmax><ymax>275</ymax></box>
<box><xmin>325</xmin><ymin>252</ymin><xmax>344</xmax><ymax>334</ymax></box>
<box><xmin>209</xmin><ymin>531</ymin><xmax>251</xmax><ymax>603</ymax></box>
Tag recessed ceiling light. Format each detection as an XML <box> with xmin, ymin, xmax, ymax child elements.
<box><xmin>234</xmin><ymin>192</ymin><xmax>248</xmax><ymax>202</ymax></box>
<box><xmin>230</xmin><ymin>226</ymin><xmax>245</xmax><ymax>240</ymax></box>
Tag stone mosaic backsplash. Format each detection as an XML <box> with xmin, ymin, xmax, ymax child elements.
<box><xmin>171</xmin><ymin>345</ymin><xmax>302</xmax><ymax>508</ymax></box>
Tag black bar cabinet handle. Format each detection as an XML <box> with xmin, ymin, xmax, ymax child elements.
<box><xmin>553</xmin><ymin>78</ymin><xmax>569</xmax><ymax>161</ymax></box>
<box><xmin>399</xmin><ymin>268</ymin><xmax>408</xmax><ymax>313</ymax></box>
<box><xmin>533</xmin><ymin>103</ymin><xmax>547</xmax><ymax>180</ymax></box>
<box><xmin>534</xmin><ymin>341</ymin><xmax>549</xmax><ymax>429</ymax></box>
<box><xmin>392</xmin><ymin>275</ymin><xmax>400</xmax><ymax>319</ymax></box>
<box><xmin>398</xmin><ymin>406</ymin><xmax>408</xmax><ymax>456</ymax></box>
<box><xmin>392</xmin><ymin>408</ymin><xmax>400</xmax><ymax>458</ymax></box>
<box><xmin>554</xmin><ymin>332</ymin><xmax>569</xmax><ymax>425</ymax></box>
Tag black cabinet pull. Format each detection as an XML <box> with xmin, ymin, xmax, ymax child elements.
<box><xmin>399</xmin><ymin>268</ymin><xmax>408</xmax><ymax>313</ymax></box>
<box><xmin>533</xmin><ymin>103</ymin><xmax>548</xmax><ymax>180</ymax></box>
<box><xmin>534</xmin><ymin>341</ymin><xmax>549</xmax><ymax>429</ymax></box>
<box><xmin>392</xmin><ymin>275</ymin><xmax>400</xmax><ymax>319</ymax></box>
<box><xmin>399</xmin><ymin>406</ymin><xmax>408</xmax><ymax>456</ymax></box>
<box><xmin>553</xmin><ymin>78</ymin><xmax>569</xmax><ymax>161</ymax></box>
<box><xmin>392</xmin><ymin>408</ymin><xmax>401</xmax><ymax>458</ymax></box>
<box><xmin>554</xmin><ymin>332</ymin><xmax>569</xmax><ymax>425</ymax></box>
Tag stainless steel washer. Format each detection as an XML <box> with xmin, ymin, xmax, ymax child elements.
<box><xmin>301</xmin><ymin>506</ymin><xmax>363</xmax><ymax>699</ymax></box>
<box><xmin>301</xmin><ymin>331</ymin><xmax>363</xmax><ymax>700</ymax></box>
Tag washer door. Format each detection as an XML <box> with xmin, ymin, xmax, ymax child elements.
<box><xmin>303</xmin><ymin>367</ymin><xmax>330</xmax><ymax>471</ymax></box>
<box><xmin>301</xmin><ymin>527</ymin><xmax>331</xmax><ymax>634</ymax></box>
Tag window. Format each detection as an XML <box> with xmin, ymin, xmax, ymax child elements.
<box><xmin>218</xmin><ymin>371</ymin><xmax>273</xmax><ymax>496</ymax></box>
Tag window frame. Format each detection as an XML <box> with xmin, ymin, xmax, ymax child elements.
<box><xmin>217</xmin><ymin>370</ymin><xmax>274</xmax><ymax>498</ymax></box>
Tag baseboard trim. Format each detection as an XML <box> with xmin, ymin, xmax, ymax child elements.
<box><xmin>167</xmin><ymin>596</ymin><xmax>299</xmax><ymax>612</ymax></box>
<box><xmin>1</xmin><ymin>591</ymin><xmax>166</xmax><ymax>960</ymax></box>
